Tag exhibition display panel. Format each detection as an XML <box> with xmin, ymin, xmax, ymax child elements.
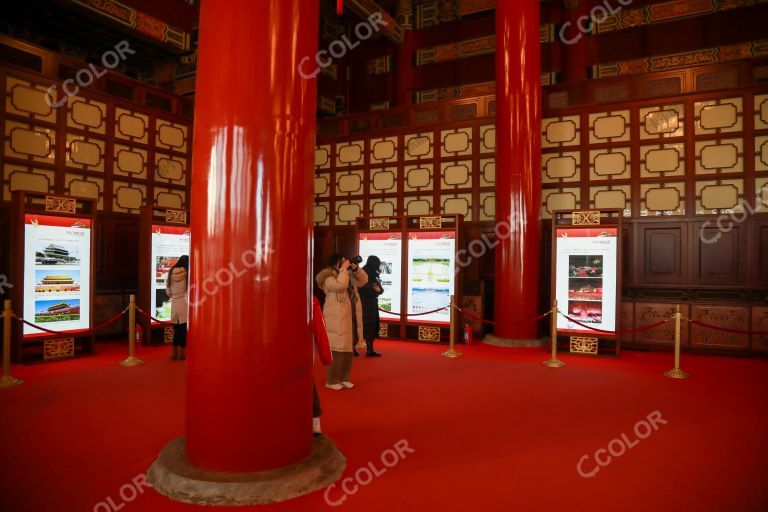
<box><xmin>11</xmin><ymin>192</ymin><xmax>97</xmax><ymax>362</ymax></box>
<box><xmin>138</xmin><ymin>206</ymin><xmax>190</xmax><ymax>345</ymax></box>
<box><xmin>355</xmin><ymin>215</ymin><xmax>462</xmax><ymax>343</ymax></box>
<box><xmin>551</xmin><ymin>209</ymin><xmax>622</xmax><ymax>356</ymax></box>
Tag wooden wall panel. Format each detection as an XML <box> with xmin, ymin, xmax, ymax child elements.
<box><xmin>690</xmin><ymin>304</ymin><xmax>750</xmax><ymax>349</ymax></box>
<box><xmin>693</xmin><ymin>223</ymin><xmax>746</xmax><ymax>284</ymax></box>
<box><xmin>639</xmin><ymin>224</ymin><xmax>686</xmax><ymax>284</ymax></box>
<box><xmin>633</xmin><ymin>302</ymin><xmax>690</xmax><ymax>346</ymax></box>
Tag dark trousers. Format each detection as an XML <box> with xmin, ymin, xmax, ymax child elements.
<box><xmin>313</xmin><ymin>381</ymin><xmax>322</xmax><ymax>418</ymax></box>
<box><xmin>173</xmin><ymin>322</ymin><xmax>187</xmax><ymax>348</ymax></box>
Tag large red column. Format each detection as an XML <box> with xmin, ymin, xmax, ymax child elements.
<box><xmin>186</xmin><ymin>0</ymin><xmax>318</xmax><ymax>472</ymax></box>
<box><xmin>493</xmin><ymin>0</ymin><xmax>542</xmax><ymax>342</ymax></box>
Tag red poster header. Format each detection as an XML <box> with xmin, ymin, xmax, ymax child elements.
<box><xmin>409</xmin><ymin>231</ymin><xmax>455</xmax><ymax>241</ymax></box>
<box><xmin>25</xmin><ymin>214</ymin><xmax>91</xmax><ymax>228</ymax></box>
<box><xmin>556</xmin><ymin>227</ymin><xmax>617</xmax><ymax>238</ymax></box>
<box><xmin>152</xmin><ymin>224</ymin><xmax>191</xmax><ymax>236</ymax></box>
<box><xmin>359</xmin><ymin>232</ymin><xmax>402</xmax><ymax>241</ymax></box>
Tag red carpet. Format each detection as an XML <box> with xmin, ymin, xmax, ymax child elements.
<box><xmin>1</xmin><ymin>340</ymin><xmax>767</xmax><ymax>512</ymax></box>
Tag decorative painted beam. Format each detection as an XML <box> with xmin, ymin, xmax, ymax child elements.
<box><xmin>344</xmin><ymin>0</ymin><xmax>405</xmax><ymax>43</ymax></box>
<box><xmin>591</xmin><ymin>38</ymin><xmax>768</xmax><ymax>78</ymax></box>
<box><xmin>415</xmin><ymin>35</ymin><xmax>495</xmax><ymax>66</ymax></box>
<box><xmin>415</xmin><ymin>0</ymin><xmax>495</xmax><ymax>29</ymax></box>
<box><xmin>596</xmin><ymin>0</ymin><xmax>767</xmax><ymax>35</ymax></box>
<box><xmin>69</xmin><ymin>0</ymin><xmax>191</xmax><ymax>51</ymax></box>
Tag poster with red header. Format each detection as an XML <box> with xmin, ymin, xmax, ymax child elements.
<box><xmin>554</xmin><ymin>227</ymin><xmax>618</xmax><ymax>334</ymax></box>
<box><xmin>151</xmin><ymin>224</ymin><xmax>191</xmax><ymax>323</ymax></box>
<box><xmin>406</xmin><ymin>231</ymin><xmax>456</xmax><ymax>324</ymax></box>
<box><xmin>23</xmin><ymin>214</ymin><xmax>91</xmax><ymax>336</ymax></box>
<box><xmin>358</xmin><ymin>232</ymin><xmax>402</xmax><ymax>320</ymax></box>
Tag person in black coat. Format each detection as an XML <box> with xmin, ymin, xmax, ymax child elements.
<box><xmin>358</xmin><ymin>255</ymin><xmax>384</xmax><ymax>357</ymax></box>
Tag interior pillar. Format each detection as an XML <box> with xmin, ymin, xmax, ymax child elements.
<box><xmin>489</xmin><ymin>0</ymin><xmax>543</xmax><ymax>345</ymax></box>
<box><xmin>148</xmin><ymin>0</ymin><xmax>345</xmax><ymax>504</ymax></box>
<box><xmin>561</xmin><ymin>0</ymin><xmax>597</xmax><ymax>83</ymax></box>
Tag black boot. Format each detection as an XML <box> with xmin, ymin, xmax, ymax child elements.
<box><xmin>366</xmin><ymin>339</ymin><xmax>381</xmax><ymax>357</ymax></box>
<box><xmin>353</xmin><ymin>347</ymin><xmax>359</xmax><ymax>357</ymax></box>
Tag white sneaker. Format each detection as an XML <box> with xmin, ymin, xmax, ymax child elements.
<box><xmin>340</xmin><ymin>381</ymin><xmax>355</xmax><ymax>389</ymax></box>
<box><xmin>325</xmin><ymin>383</ymin><xmax>343</xmax><ymax>391</ymax></box>
<box><xmin>312</xmin><ymin>417</ymin><xmax>322</xmax><ymax>434</ymax></box>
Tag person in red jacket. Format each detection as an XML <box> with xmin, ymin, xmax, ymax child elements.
<box><xmin>312</xmin><ymin>296</ymin><xmax>333</xmax><ymax>435</ymax></box>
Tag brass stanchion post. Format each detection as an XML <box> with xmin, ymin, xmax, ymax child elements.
<box><xmin>0</xmin><ymin>300</ymin><xmax>22</xmax><ymax>388</ymax></box>
<box><xmin>119</xmin><ymin>294</ymin><xmax>144</xmax><ymax>367</ymax></box>
<box><xmin>543</xmin><ymin>300</ymin><xmax>565</xmax><ymax>368</ymax></box>
<box><xmin>442</xmin><ymin>295</ymin><xmax>462</xmax><ymax>358</ymax></box>
<box><xmin>664</xmin><ymin>304</ymin><xmax>689</xmax><ymax>379</ymax></box>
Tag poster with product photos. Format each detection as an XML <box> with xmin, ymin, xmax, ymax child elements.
<box><xmin>554</xmin><ymin>228</ymin><xmax>617</xmax><ymax>333</ymax></box>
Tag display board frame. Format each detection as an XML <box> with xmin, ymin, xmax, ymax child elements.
<box><xmin>551</xmin><ymin>209</ymin><xmax>623</xmax><ymax>356</ymax></box>
<box><xmin>138</xmin><ymin>206</ymin><xmax>190</xmax><ymax>345</ymax></box>
<box><xmin>10</xmin><ymin>191</ymin><xmax>97</xmax><ymax>363</ymax></box>
<box><xmin>355</xmin><ymin>214</ymin><xmax>463</xmax><ymax>344</ymax></box>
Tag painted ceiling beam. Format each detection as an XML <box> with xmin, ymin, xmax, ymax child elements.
<box><xmin>343</xmin><ymin>0</ymin><xmax>404</xmax><ymax>44</ymax></box>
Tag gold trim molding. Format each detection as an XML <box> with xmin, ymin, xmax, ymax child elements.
<box><xmin>378</xmin><ymin>323</ymin><xmax>388</xmax><ymax>338</ymax></box>
<box><xmin>418</xmin><ymin>326</ymin><xmax>440</xmax><ymax>341</ymax></box>
<box><xmin>43</xmin><ymin>337</ymin><xmax>75</xmax><ymax>360</ymax></box>
<box><xmin>572</xmin><ymin>211</ymin><xmax>601</xmax><ymax>225</ymax></box>
<box><xmin>45</xmin><ymin>196</ymin><xmax>76</xmax><ymax>214</ymax></box>
<box><xmin>165</xmin><ymin>209</ymin><xmax>188</xmax><ymax>224</ymax></box>
<box><xmin>570</xmin><ymin>336</ymin><xmax>598</xmax><ymax>354</ymax></box>
<box><xmin>369</xmin><ymin>218</ymin><xmax>390</xmax><ymax>230</ymax></box>
<box><xmin>419</xmin><ymin>216</ymin><xmax>442</xmax><ymax>229</ymax></box>
<box><xmin>164</xmin><ymin>326</ymin><xmax>175</xmax><ymax>344</ymax></box>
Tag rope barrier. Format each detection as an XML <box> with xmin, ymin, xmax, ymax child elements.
<box><xmin>687</xmin><ymin>318</ymin><xmax>768</xmax><ymax>336</ymax></box>
<box><xmin>558</xmin><ymin>312</ymin><xmax>671</xmax><ymax>335</ymax></box>
<box><xmin>377</xmin><ymin>306</ymin><xmax>449</xmax><ymax>317</ymax></box>
<box><xmin>13</xmin><ymin>308</ymin><xmax>128</xmax><ymax>336</ymax></box>
<box><xmin>135</xmin><ymin>307</ymin><xmax>174</xmax><ymax>325</ymax></box>
<box><xmin>452</xmin><ymin>303</ymin><xmax>552</xmax><ymax>326</ymax></box>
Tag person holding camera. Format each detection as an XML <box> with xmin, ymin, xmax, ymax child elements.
<box><xmin>315</xmin><ymin>253</ymin><xmax>368</xmax><ymax>390</ymax></box>
<box><xmin>359</xmin><ymin>255</ymin><xmax>384</xmax><ymax>357</ymax></box>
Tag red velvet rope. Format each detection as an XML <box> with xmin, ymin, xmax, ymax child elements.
<box><xmin>135</xmin><ymin>307</ymin><xmax>174</xmax><ymax>326</ymax></box>
<box><xmin>688</xmin><ymin>318</ymin><xmax>768</xmax><ymax>336</ymax></box>
<box><xmin>14</xmin><ymin>308</ymin><xmax>127</xmax><ymax>336</ymax></box>
<box><xmin>559</xmin><ymin>313</ymin><xmax>670</xmax><ymax>335</ymax></box>
<box><xmin>337</xmin><ymin>0</ymin><xmax>343</xmax><ymax>15</ymax></box>
<box><xmin>453</xmin><ymin>305</ymin><xmax>552</xmax><ymax>326</ymax></box>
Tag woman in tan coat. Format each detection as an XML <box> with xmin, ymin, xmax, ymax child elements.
<box><xmin>166</xmin><ymin>255</ymin><xmax>189</xmax><ymax>361</ymax></box>
<box><xmin>315</xmin><ymin>254</ymin><xmax>368</xmax><ymax>390</ymax></box>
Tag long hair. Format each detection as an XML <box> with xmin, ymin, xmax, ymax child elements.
<box><xmin>363</xmin><ymin>255</ymin><xmax>381</xmax><ymax>278</ymax></box>
<box><xmin>327</xmin><ymin>253</ymin><xmax>345</xmax><ymax>270</ymax></box>
<box><xmin>166</xmin><ymin>255</ymin><xmax>189</xmax><ymax>287</ymax></box>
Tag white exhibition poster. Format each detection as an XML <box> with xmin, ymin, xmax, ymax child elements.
<box><xmin>150</xmin><ymin>225</ymin><xmax>191</xmax><ymax>323</ymax></box>
<box><xmin>554</xmin><ymin>227</ymin><xmax>618</xmax><ymax>333</ymax></box>
<box><xmin>358</xmin><ymin>232</ymin><xmax>402</xmax><ymax>320</ymax></box>
<box><xmin>406</xmin><ymin>231</ymin><xmax>456</xmax><ymax>324</ymax></box>
<box><xmin>23</xmin><ymin>214</ymin><xmax>91</xmax><ymax>336</ymax></box>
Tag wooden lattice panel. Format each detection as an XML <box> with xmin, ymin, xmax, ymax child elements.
<box><xmin>570</xmin><ymin>336</ymin><xmax>598</xmax><ymax>354</ymax></box>
<box><xmin>418</xmin><ymin>326</ymin><xmax>440</xmax><ymax>341</ymax></box>
<box><xmin>43</xmin><ymin>337</ymin><xmax>75</xmax><ymax>360</ymax></box>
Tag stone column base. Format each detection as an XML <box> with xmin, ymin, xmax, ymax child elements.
<box><xmin>483</xmin><ymin>334</ymin><xmax>547</xmax><ymax>347</ymax></box>
<box><xmin>148</xmin><ymin>435</ymin><xmax>346</xmax><ymax>506</ymax></box>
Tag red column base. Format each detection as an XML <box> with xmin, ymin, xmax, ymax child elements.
<box><xmin>483</xmin><ymin>334</ymin><xmax>546</xmax><ymax>347</ymax></box>
<box><xmin>148</xmin><ymin>436</ymin><xmax>346</xmax><ymax>506</ymax></box>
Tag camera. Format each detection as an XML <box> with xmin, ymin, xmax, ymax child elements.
<box><xmin>349</xmin><ymin>255</ymin><xmax>363</xmax><ymax>265</ymax></box>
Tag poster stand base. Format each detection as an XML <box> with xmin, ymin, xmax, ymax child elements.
<box><xmin>542</xmin><ymin>358</ymin><xmax>566</xmax><ymax>368</ymax></box>
<box><xmin>482</xmin><ymin>334</ymin><xmax>546</xmax><ymax>347</ymax></box>
<box><xmin>118</xmin><ymin>356</ymin><xmax>145</xmax><ymax>367</ymax></box>
<box><xmin>0</xmin><ymin>376</ymin><xmax>23</xmax><ymax>388</ymax></box>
